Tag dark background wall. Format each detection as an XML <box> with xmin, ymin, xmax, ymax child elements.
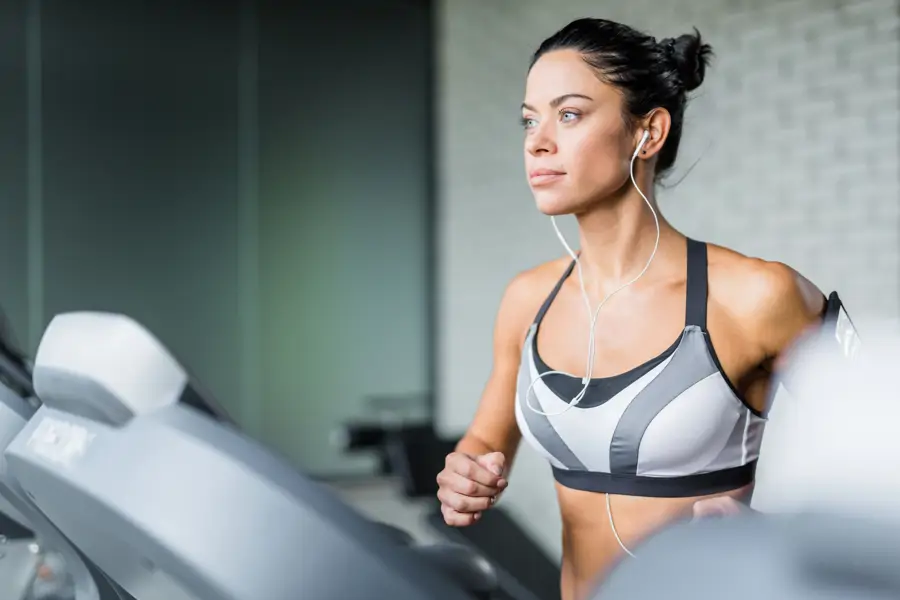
<box><xmin>257</xmin><ymin>3</ymin><xmax>433</xmax><ymax>475</ymax></box>
<box><xmin>0</xmin><ymin>0</ymin><xmax>433</xmax><ymax>477</ymax></box>
<box><xmin>0</xmin><ymin>0</ymin><xmax>29</xmax><ymax>349</ymax></box>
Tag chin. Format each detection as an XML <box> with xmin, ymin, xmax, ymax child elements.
<box><xmin>533</xmin><ymin>190</ymin><xmax>581</xmax><ymax>216</ymax></box>
<box><xmin>535</xmin><ymin>204</ymin><xmax>573</xmax><ymax>217</ymax></box>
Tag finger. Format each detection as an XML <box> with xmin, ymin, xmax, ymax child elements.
<box><xmin>442</xmin><ymin>504</ymin><xmax>480</xmax><ymax>527</ymax></box>
<box><xmin>692</xmin><ymin>497</ymin><xmax>742</xmax><ymax>520</ymax></box>
<box><xmin>475</xmin><ymin>451</ymin><xmax>506</xmax><ymax>477</ymax></box>
<box><xmin>437</xmin><ymin>488</ymin><xmax>493</xmax><ymax>513</ymax></box>
<box><xmin>692</xmin><ymin>499</ymin><xmax>719</xmax><ymax>519</ymax></box>
<box><xmin>443</xmin><ymin>471</ymin><xmax>501</xmax><ymax>497</ymax></box>
<box><xmin>447</xmin><ymin>453</ymin><xmax>501</xmax><ymax>487</ymax></box>
<box><xmin>436</xmin><ymin>469</ymin><xmax>507</xmax><ymax>496</ymax></box>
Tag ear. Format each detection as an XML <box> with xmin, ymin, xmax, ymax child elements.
<box><xmin>635</xmin><ymin>109</ymin><xmax>672</xmax><ymax>159</ymax></box>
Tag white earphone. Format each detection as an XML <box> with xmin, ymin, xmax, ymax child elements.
<box><xmin>635</xmin><ymin>129</ymin><xmax>650</xmax><ymax>158</ymax></box>
<box><xmin>524</xmin><ymin>129</ymin><xmax>660</xmax><ymax>418</ymax></box>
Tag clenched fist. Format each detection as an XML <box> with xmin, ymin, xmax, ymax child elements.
<box><xmin>436</xmin><ymin>451</ymin><xmax>508</xmax><ymax>527</ymax></box>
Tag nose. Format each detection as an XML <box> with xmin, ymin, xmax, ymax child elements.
<box><xmin>525</xmin><ymin>121</ymin><xmax>556</xmax><ymax>156</ymax></box>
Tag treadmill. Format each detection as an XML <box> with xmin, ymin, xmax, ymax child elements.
<box><xmin>3</xmin><ymin>311</ymin><xmax>502</xmax><ymax>600</ymax></box>
<box><xmin>0</xmin><ymin>319</ymin><xmax>126</xmax><ymax>599</ymax></box>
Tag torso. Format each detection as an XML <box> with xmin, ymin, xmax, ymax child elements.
<box><xmin>514</xmin><ymin>238</ymin><xmax>776</xmax><ymax>599</ymax></box>
<box><xmin>557</xmin><ymin>483</ymin><xmax>752</xmax><ymax>599</ymax></box>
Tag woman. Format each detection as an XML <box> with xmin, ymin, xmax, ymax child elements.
<box><xmin>435</xmin><ymin>17</ymin><xmax>825</xmax><ymax>600</ymax></box>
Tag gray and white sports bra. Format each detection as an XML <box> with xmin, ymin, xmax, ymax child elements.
<box><xmin>515</xmin><ymin>239</ymin><xmax>766</xmax><ymax>498</ymax></box>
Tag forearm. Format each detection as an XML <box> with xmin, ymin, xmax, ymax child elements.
<box><xmin>454</xmin><ymin>434</ymin><xmax>495</xmax><ymax>456</ymax></box>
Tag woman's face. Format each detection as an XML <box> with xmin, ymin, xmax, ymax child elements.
<box><xmin>522</xmin><ymin>49</ymin><xmax>638</xmax><ymax>215</ymax></box>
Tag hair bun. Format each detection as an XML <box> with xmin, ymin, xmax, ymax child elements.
<box><xmin>664</xmin><ymin>27</ymin><xmax>713</xmax><ymax>92</ymax></box>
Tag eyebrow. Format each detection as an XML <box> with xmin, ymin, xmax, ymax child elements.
<box><xmin>521</xmin><ymin>93</ymin><xmax>594</xmax><ymax>112</ymax></box>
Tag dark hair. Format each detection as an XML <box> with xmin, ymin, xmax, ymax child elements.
<box><xmin>530</xmin><ymin>18</ymin><xmax>713</xmax><ymax>179</ymax></box>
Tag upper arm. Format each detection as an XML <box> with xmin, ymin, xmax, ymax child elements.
<box><xmin>749</xmin><ymin>261</ymin><xmax>826</xmax><ymax>370</ymax></box>
<box><xmin>464</xmin><ymin>272</ymin><xmax>539</xmax><ymax>457</ymax></box>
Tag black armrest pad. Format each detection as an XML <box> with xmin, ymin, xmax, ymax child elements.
<box><xmin>414</xmin><ymin>543</ymin><xmax>499</xmax><ymax>597</ymax></box>
<box><xmin>371</xmin><ymin>521</ymin><xmax>415</xmax><ymax>546</ymax></box>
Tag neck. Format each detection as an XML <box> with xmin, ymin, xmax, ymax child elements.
<box><xmin>572</xmin><ymin>178</ymin><xmax>679</xmax><ymax>291</ymax></box>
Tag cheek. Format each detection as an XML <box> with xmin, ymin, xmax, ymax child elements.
<box><xmin>563</xmin><ymin>126</ymin><xmax>626</xmax><ymax>186</ymax></box>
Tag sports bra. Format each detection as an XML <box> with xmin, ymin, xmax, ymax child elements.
<box><xmin>514</xmin><ymin>239</ymin><xmax>767</xmax><ymax>498</ymax></box>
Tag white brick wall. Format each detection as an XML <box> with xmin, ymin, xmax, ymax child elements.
<box><xmin>436</xmin><ymin>0</ymin><xmax>899</xmax><ymax>557</ymax></box>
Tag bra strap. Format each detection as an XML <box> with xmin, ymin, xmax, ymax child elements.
<box><xmin>685</xmin><ymin>238</ymin><xmax>708</xmax><ymax>329</ymax></box>
<box><xmin>533</xmin><ymin>260</ymin><xmax>577</xmax><ymax>326</ymax></box>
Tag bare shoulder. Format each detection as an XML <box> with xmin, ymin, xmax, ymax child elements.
<box><xmin>707</xmin><ymin>243</ymin><xmax>826</xmax><ymax>361</ymax></box>
<box><xmin>496</xmin><ymin>256</ymin><xmax>573</xmax><ymax>348</ymax></box>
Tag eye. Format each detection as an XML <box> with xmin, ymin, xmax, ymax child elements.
<box><xmin>520</xmin><ymin>116</ymin><xmax>537</xmax><ymax>129</ymax></box>
<box><xmin>560</xmin><ymin>110</ymin><xmax>580</xmax><ymax>123</ymax></box>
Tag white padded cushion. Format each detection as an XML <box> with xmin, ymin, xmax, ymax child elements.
<box><xmin>33</xmin><ymin>312</ymin><xmax>188</xmax><ymax>425</ymax></box>
<box><xmin>753</xmin><ymin>320</ymin><xmax>900</xmax><ymax>525</ymax></box>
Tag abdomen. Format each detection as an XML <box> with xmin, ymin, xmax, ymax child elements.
<box><xmin>557</xmin><ymin>482</ymin><xmax>751</xmax><ymax>597</ymax></box>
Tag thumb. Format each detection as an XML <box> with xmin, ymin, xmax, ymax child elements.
<box><xmin>475</xmin><ymin>452</ymin><xmax>506</xmax><ymax>477</ymax></box>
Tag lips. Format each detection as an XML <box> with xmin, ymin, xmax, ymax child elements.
<box><xmin>529</xmin><ymin>169</ymin><xmax>566</xmax><ymax>185</ymax></box>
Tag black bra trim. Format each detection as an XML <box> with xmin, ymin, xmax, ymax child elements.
<box><xmin>551</xmin><ymin>461</ymin><xmax>757</xmax><ymax>498</ymax></box>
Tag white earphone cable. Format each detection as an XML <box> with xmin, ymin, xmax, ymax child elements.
<box><xmin>607</xmin><ymin>491</ymin><xmax>636</xmax><ymax>558</ymax></box>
